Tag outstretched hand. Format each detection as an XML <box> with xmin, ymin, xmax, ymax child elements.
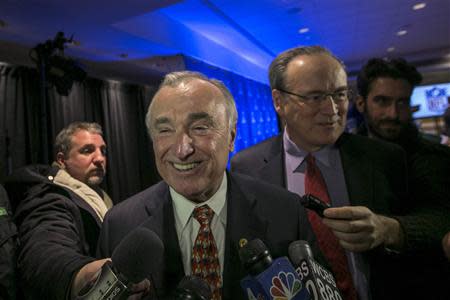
<box><xmin>322</xmin><ymin>206</ymin><xmax>404</xmax><ymax>252</ymax></box>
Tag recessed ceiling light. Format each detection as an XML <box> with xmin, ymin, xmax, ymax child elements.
<box><xmin>397</xmin><ymin>29</ymin><xmax>408</xmax><ymax>36</ymax></box>
<box><xmin>298</xmin><ymin>27</ymin><xmax>309</xmax><ymax>34</ymax></box>
<box><xmin>412</xmin><ymin>2</ymin><xmax>426</xmax><ymax>10</ymax></box>
<box><xmin>387</xmin><ymin>47</ymin><xmax>395</xmax><ymax>52</ymax></box>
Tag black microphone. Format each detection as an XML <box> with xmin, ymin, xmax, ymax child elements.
<box><xmin>77</xmin><ymin>227</ymin><xmax>164</xmax><ymax>300</ymax></box>
<box><xmin>288</xmin><ymin>241</ymin><xmax>343</xmax><ymax>300</ymax></box>
<box><xmin>172</xmin><ymin>275</ymin><xmax>212</xmax><ymax>300</ymax></box>
<box><xmin>299</xmin><ymin>194</ymin><xmax>330</xmax><ymax>217</ymax></box>
<box><xmin>239</xmin><ymin>239</ymin><xmax>310</xmax><ymax>299</ymax></box>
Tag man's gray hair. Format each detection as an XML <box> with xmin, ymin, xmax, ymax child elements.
<box><xmin>145</xmin><ymin>71</ymin><xmax>238</xmax><ymax>138</ymax></box>
<box><xmin>269</xmin><ymin>45</ymin><xmax>345</xmax><ymax>90</ymax></box>
<box><xmin>54</xmin><ymin>122</ymin><xmax>103</xmax><ymax>158</ymax></box>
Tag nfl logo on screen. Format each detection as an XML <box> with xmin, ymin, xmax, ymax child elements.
<box><xmin>425</xmin><ymin>87</ymin><xmax>447</xmax><ymax>112</ymax></box>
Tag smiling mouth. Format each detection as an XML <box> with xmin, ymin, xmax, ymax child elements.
<box><xmin>319</xmin><ymin>122</ymin><xmax>337</xmax><ymax>126</ymax></box>
<box><xmin>172</xmin><ymin>162</ymin><xmax>200</xmax><ymax>171</ymax></box>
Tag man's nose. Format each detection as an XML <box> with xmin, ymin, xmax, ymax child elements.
<box><xmin>321</xmin><ymin>96</ymin><xmax>339</xmax><ymax>115</ymax></box>
<box><xmin>385</xmin><ymin>103</ymin><xmax>399</xmax><ymax>119</ymax></box>
<box><xmin>93</xmin><ymin>149</ymin><xmax>106</xmax><ymax>165</ymax></box>
<box><xmin>175</xmin><ymin>132</ymin><xmax>194</xmax><ymax>159</ymax></box>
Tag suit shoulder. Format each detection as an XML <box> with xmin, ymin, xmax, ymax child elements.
<box><xmin>105</xmin><ymin>181</ymin><xmax>167</xmax><ymax>224</ymax></box>
<box><xmin>230</xmin><ymin>172</ymin><xmax>298</xmax><ymax>202</ymax></box>
<box><xmin>343</xmin><ymin>133</ymin><xmax>405</xmax><ymax>157</ymax></box>
<box><xmin>234</xmin><ymin>135</ymin><xmax>280</xmax><ymax>157</ymax></box>
<box><xmin>231</xmin><ymin>135</ymin><xmax>281</xmax><ymax>167</ymax></box>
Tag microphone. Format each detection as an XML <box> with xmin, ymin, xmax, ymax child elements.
<box><xmin>299</xmin><ymin>194</ymin><xmax>330</xmax><ymax>218</ymax></box>
<box><xmin>172</xmin><ymin>275</ymin><xmax>212</xmax><ymax>300</ymax></box>
<box><xmin>77</xmin><ymin>227</ymin><xmax>164</xmax><ymax>300</ymax></box>
<box><xmin>239</xmin><ymin>239</ymin><xmax>310</xmax><ymax>300</ymax></box>
<box><xmin>288</xmin><ymin>241</ymin><xmax>343</xmax><ymax>300</ymax></box>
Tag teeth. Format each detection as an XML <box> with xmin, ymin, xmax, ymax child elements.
<box><xmin>173</xmin><ymin>162</ymin><xmax>199</xmax><ymax>171</ymax></box>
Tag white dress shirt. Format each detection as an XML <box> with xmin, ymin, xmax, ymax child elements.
<box><xmin>171</xmin><ymin>173</ymin><xmax>228</xmax><ymax>276</ymax></box>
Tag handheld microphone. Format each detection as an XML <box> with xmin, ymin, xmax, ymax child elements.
<box><xmin>299</xmin><ymin>194</ymin><xmax>330</xmax><ymax>218</ymax></box>
<box><xmin>77</xmin><ymin>227</ymin><xmax>164</xmax><ymax>300</ymax></box>
<box><xmin>172</xmin><ymin>275</ymin><xmax>212</xmax><ymax>300</ymax></box>
<box><xmin>239</xmin><ymin>239</ymin><xmax>310</xmax><ymax>300</ymax></box>
<box><xmin>288</xmin><ymin>241</ymin><xmax>342</xmax><ymax>300</ymax></box>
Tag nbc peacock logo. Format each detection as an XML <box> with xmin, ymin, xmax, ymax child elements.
<box><xmin>269</xmin><ymin>271</ymin><xmax>302</xmax><ymax>300</ymax></box>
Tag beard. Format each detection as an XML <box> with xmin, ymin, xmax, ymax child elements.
<box><xmin>86</xmin><ymin>168</ymin><xmax>105</xmax><ymax>186</ymax></box>
<box><xmin>365</xmin><ymin>114</ymin><xmax>420</xmax><ymax>150</ymax></box>
<box><xmin>368</xmin><ymin>118</ymin><xmax>405</xmax><ymax>141</ymax></box>
<box><xmin>86</xmin><ymin>175</ymin><xmax>104</xmax><ymax>186</ymax></box>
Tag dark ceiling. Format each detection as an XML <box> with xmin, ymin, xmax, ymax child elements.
<box><xmin>0</xmin><ymin>0</ymin><xmax>449</xmax><ymax>84</ymax></box>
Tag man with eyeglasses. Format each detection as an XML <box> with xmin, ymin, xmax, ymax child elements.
<box><xmin>231</xmin><ymin>46</ymin><xmax>409</xmax><ymax>300</ymax></box>
<box><xmin>355</xmin><ymin>58</ymin><xmax>450</xmax><ymax>300</ymax></box>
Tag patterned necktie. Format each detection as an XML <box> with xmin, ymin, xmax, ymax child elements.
<box><xmin>191</xmin><ymin>205</ymin><xmax>222</xmax><ymax>300</ymax></box>
<box><xmin>305</xmin><ymin>154</ymin><xmax>358</xmax><ymax>300</ymax></box>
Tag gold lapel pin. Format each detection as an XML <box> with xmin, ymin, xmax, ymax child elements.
<box><xmin>239</xmin><ymin>238</ymin><xmax>248</xmax><ymax>248</ymax></box>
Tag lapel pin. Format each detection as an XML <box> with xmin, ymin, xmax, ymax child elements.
<box><xmin>239</xmin><ymin>238</ymin><xmax>248</xmax><ymax>248</ymax></box>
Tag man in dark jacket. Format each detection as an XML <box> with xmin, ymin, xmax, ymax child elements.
<box><xmin>230</xmin><ymin>46</ymin><xmax>410</xmax><ymax>300</ymax></box>
<box><xmin>98</xmin><ymin>71</ymin><xmax>322</xmax><ymax>300</ymax></box>
<box><xmin>6</xmin><ymin>122</ymin><xmax>113</xmax><ymax>299</ymax></box>
<box><xmin>0</xmin><ymin>184</ymin><xmax>17</xmax><ymax>300</ymax></box>
<box><xmin>355</xmin><ymin>57</ymin><xmax>450</xmax><ymax>299</ymax></box>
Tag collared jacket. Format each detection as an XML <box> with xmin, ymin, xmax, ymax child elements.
<box><xmin>0</xmin><ymin>184</ymin><xmax>17</xmax><ymax>300</ymax></box>
<box><xmin>5</xmin><ymin>165</ymin><xmax>111</xmax><ymax>300</ymax></box>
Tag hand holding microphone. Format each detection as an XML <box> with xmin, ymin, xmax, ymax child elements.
<box><xmin>322</xmin><ymin>206</ymin><xmax>404</xmax><ymax>252</ymax></box>
<box><xmin>300</xmin><ymin>194</ymin><xmax>404</xmax><ymax>252</ymax></box>
<box><xmin>76</xmin><ymin>227</ymin><xmax>164</xmax><ymax>300</ymax></box>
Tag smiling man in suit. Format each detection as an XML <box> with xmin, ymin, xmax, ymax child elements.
<box><xmin>97</xmin><ymin>71</ymin><xmax>320</xmax><ymax>299</ymax></box>
<box><xmin>231</xmin><ymin>46</ymin><xmax>410</xmax><ymax>300</ymax></box>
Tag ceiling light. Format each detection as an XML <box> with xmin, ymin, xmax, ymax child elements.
<box><xmin>397</xmin><ymin>29</ymin><xmax>408</xmax><ymax>36</ymax></box>
<box><xmin>298</xmin><ymin>27</ymin><xmax>309</xmax><ymax>34</ymax></box>
<box><xmin>412</xmin><ymin>2</ymin><xmax>426</xmax><ymax>10</ymax></box>
<box><xmin>387</xmin><ymin>47</ymin><xmax>395</xmax><ymax>52</ymax></box>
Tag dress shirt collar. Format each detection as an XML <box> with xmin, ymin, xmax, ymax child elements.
<box><xmin>283</xmin><ymin>128</ymin><xmax>338</xmax><ymax>169</ymax></box>
<box><xmin>170</xmin><ymin>173</ymin><xmax>227</xmax><ymax>229</ymax></box>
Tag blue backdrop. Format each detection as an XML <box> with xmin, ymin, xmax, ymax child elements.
<box><xmin>184</xmin><ymin>56</ymin><xmax>280</xmax><ymax>157</ymax></box>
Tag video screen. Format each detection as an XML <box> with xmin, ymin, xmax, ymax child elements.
<box><xmin>411</xmin><ymin>83</ymin><xmax>450</xmax><ymax>119</ymax></box>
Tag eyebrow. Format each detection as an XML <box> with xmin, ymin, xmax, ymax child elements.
<box><xmin>303</xmin><ymin>86</ymin><xmax>349</xmax><ymax>94</ymax></box>
<box><xmin>154</xmin><ymin>112</ymin><xmax>213</xmax><ymax>126</ymax></box>
<box><xmin>187</xmin><ymin>112</ymin><xmax>213</xmax><ymax>124</ymax></box>
<box><xmin>78</xmin><ymin>144</ymin><xmax>107</xmax><ymax>151</ymax></box>
<box><xmin>153</xmin><ymin>117</ymin><xmax>171</xmax><ymax>127</ymax></box>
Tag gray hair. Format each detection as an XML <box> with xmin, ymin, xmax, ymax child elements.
<box><xmin>54</xmin><ymin>122</ymin><xmax>103</xmax><ymax>158</ymax></box>
<box><xmin>145</xmin><ymin>71</ymin><xmax>237</xmax><ymax>138</ymax></box>
<box><xmin>269</xmin><ymin>45</ymin><xmax>345</xmax><ymax>90</ymax></box>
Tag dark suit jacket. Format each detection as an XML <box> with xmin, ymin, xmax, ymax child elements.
<box><xmin>98</xmin><ymin>172</ymin><xmax>321</xmax><ymax>299</ymax></box>
<box><xmin>231</xmin><ymin>133</ymin><xmax>408</xmax><ymax>215</ymax></box>
<box><xmin>230</xmin><ymin>133</ymin><xmax>410</xmax><ymax>299</ymax></box>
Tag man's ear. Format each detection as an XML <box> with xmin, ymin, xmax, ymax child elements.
<box><xmin>355</xmin><ymin>95</ymin><xmax>366</xmax><ymax>114</ymax></box>
<box><xmin>272</xmin><ymin>89</ymin><xmax>283</xmax><ymax>115</ymax></box>
<box><xmin>56</xmin><ymin>152</ymin><xmax>66</xmax><ymax>168</ymax></box>
<box><xmin>229</xmin><ymin>124</ymin><xmax>237</xmax><ymax>152</ymax></box>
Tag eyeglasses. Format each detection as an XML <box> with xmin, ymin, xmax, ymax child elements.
<box><xmin>277</xmin><ymin>88</ymin><xmax>350</xmax><ymax>104</ymax></box>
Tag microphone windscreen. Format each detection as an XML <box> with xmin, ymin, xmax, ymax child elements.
<box><xmin>111</xmin><ymin>227</ymin><xmax>164</xmax><ymax>283</ymax></box>
<box><xmin>288</xmin><ymin>240</ymin><xmax>313</xmax><ymax>266</ymax></box>
<box><xmin>175</xmin><ymin>275</ymin><xmax>212</xmax><ymax>300</ymax></box>
<box><xmin>238</xmin><ymin>239</ymin><xmax>272</xmax><ymax>275</ymax></box>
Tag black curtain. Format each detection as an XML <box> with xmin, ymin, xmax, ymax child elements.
<box><xmin>0</xmin><ymin>63</ymin><xmax>161</xmax><ymax>202</ymax></box>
